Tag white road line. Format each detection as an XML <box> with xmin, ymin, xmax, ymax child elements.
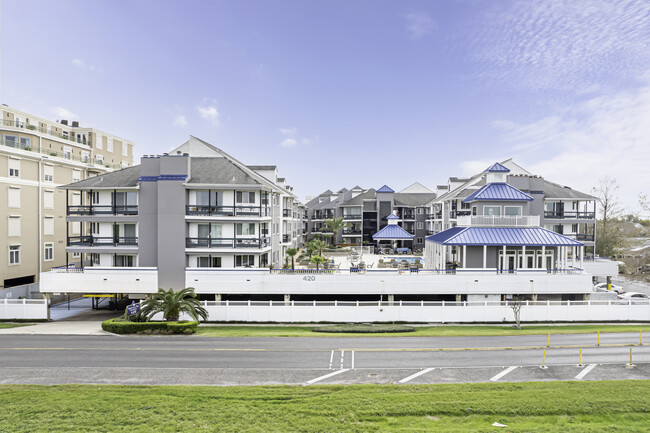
<box><xmin>306</xmin><ymin>369</ymin><xmax>350</xmax><ymax>385</ymax></box>
<box><xmin>351</xmin><ymin>350</ymin><xmax>355</xmax><ymax>370</ymax></box>
<box><xmin>340</xmin><ymin>350</ymin><xmax>345</xmax><ymax>369</ymax></box>
<box><xmin>489</xmin><ymin>366</ymin><xmax>518</xmax><ymax>382</ymax></box>
<box><xmin>328</xmin><ymin>350</ymin><xmax>334</xmax><ymax>370</ymax></box>
<box><xmin>575</xmin><ymin>364</ymin><xmax>597</xmax><ymax>380</ymax></box>
<box><xmin>398</xmin><ymin>368</ymin><xmax>435</xmax><ymax>384</ymax></box>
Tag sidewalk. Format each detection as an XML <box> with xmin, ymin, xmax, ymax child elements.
<box><xmin>0</xmin><ymin>321</ymin><xmax>112</xmax><ymax>336</ymax></box>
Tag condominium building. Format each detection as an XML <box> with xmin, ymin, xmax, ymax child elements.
<box><xmin>1</xmin><ymin>105</ymin><xmax>134</xmax><ymax>290</ymax></box>
<box><xmin>43</xmin><ymin>136</ymin><xmax>303</xmax><ymax>296</ymax></box>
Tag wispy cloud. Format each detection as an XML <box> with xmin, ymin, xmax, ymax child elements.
<box><xmin>52</xmin><ymin>107</ymin><xmax>77</xmax><ymax>119</ymax></box>
<box><xmin>467</xmin><ymin>0</ymin><xmax>650</xmax><ymax>92</ymax></box>
<box><xmin>173</xmin><ymin>114</ymin><xmax>188</xmax><ymax>127</ymax></box>
<box><xmin>71</xmin><ymin>58</ymin><xmax>102</xmax><ymax>72</ymax></box>
<box><xmin>405</xmin><ymin>12</ymin><xmax>435</xmax><ymax>39</ymax></box>
<box><xmin>196</xmin><ymin>100</ymin><xmax>220</xmax><ymax>127</ymax></box>
<box><xmin>492</xmin><ymin>74</ymin><xmax>650</xmax><ymax>212</ymax></box>
<box><xmin>279</xmin><ymin>127</ymin><xmax>315</xmax><ymax>148</ymax></box>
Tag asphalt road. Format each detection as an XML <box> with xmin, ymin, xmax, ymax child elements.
<box><xmin>1</xmin><ymin>333</ymin><xmax>649</xmax><ymax>385</ymax></box>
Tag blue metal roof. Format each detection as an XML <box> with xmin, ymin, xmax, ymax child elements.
<box><xmin>386</xmin><ymin>214</ymin><xmax>399</xmax><ymax>220</ymax></box>
<box><xmin>426</xmin><ymin>227</ymin><xmax>583</xmax><ymax>246</ymax></box>
<box><xmin>485</xmin><ymin>162</ymin><xmax>510</xmax><ymax>173</ymax></box>
<box><xmin>372</xmin><ymin>224</ymin><xmax>414</xmax><ymax>240</ymax></box>
<box><xmin>377</xmin><ymin>185</ymin><xmax>395</xmax><ymax>193</ymax></box>
<box><xmin>463</xmin><ymin>183</ymin><xmax>533</xmax><ymax>203</ymax></box>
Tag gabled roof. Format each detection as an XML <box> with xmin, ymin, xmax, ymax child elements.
<box><xmin>386</xmin><ymin>214</ymin><xmax>399</xmax><ymax>220</ymax></box>
<box><xmin>399</xmin><ymin>182</ymin><xmax>434</xmax><ymax>194</ymax></box>
<box><xmin>340</xmin><ymin>188</ymin><xmax>376</xmax><ymax>206</ymax></box>
<box><xmin>372</xmin><ymin>224</ymin><xmax>414</xmax><ymax>240</ymax></box>
<box><xmin>187</xmin><ymin>158</ymin><xmax>261</xmax><ymax>185</ymax></box>
<box><xmin>394</xmin><ymin>192</ymin><xmax>437</xmax><ymax>206</ymax></box>
<box><xmin>377</xmin><ymin>185</ymin><xmax>395</xmax><ymax>193</ymax></box>
<box><xmin>426</xmin><ymin>227</ymin><xmax>583</xmax><ymax>246</ymax></box>
<box><xmin>60</xmin><ymin>165</ymin><xmax>141</xmax><ymax>189</ymax></box>
<box><xmin>463</xmin><ymin>183</ymin><xmax>533</xmax><ymax>203</ymax></box>
<box><xmin>543</xmin><ymin>180</ymin><xmax>597</xmax><ymax>200</ymax></box>
<box><xmin>485</xmin><ymin>162</ymin><xmax>510</xmax><ymax>173</ymax></box>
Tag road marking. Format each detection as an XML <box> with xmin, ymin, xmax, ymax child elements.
<box><xmin>340</xmin><ymin>350</ymin><xmax>345</xmax><ymax>369</ymax></box>
<box><xmin>306</xmin><ymin>369</ymin><xmax>350</xmax><ymax>384</ymax></box>
<box><xmin>489</xmin><ymin>366</ymin><xmax>518</xmax><ymax>382</ymax></box>
<box><xmin>398</xmin><ymin>368</ymin><xmax>435</xmax><ymax>384</ymax></box>
<box><xmin>351</xmin><ymin>350</ymin><xmax>355</xmax><ymax>369</ymax></box>
<box><xmin>328</xmin><ymin>350</ymin><xmax>334</xmax><ymax>370</ymax></box>
<box><xmin>575</xmin><ymin>364</ymin><xmax>597</xmax><ymax>380</ymax></box>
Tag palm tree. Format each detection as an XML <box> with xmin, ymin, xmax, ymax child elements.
<box><xmin>286</xmin><ymin>248</ymin><xmax>299</xmax><ymax>270</ymax></box>
<box><xmin>324</xmin><ymin>217</ymin><xmax>349</xmax><ymax>247</ymax></box>
<box><xmin>310</xmin><ymin>238</ymin><xmax>327</xmax><ymax>256</ymax></box>
<box><xmin>140</xmin><ymin>287</ymin><xmax>208</xmax><ymax>322</ymax></box>
<box><xmin>310</xmin><ymin>255</ymin><xmax>325</xmax><ymax>270</ymax></box>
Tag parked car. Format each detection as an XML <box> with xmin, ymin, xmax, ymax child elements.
<box><xmin>593</xmin><ymin>282</ymin><xmax>624</xmax><ymax>294</ymax></box>
<box><xmin>617</xmin><ymin>292</ymin><xmax>650</xmax><ymax>304</ymax></box>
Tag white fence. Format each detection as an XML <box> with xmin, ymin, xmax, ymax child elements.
<box><xmin>0</xmin><ymin>299</ymin><xmax>48</xmax><ymax>320</ymax></box>
<box><xmin>197</xmin><ymin>300</ymin><xmax>650</xmax><ymax>323</ymax></box>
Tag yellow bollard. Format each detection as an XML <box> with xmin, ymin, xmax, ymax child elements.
<box><xmin>578</xmin><ymin>348</ymin><xmax>583</xmax><ymax>367</ymax></box>
<box><xmin>597</xmin><ymin>331</ymin><xmax>600</xmax><ymax>346</ymax></box>
<box><xmin>541</xmin><ymin>350</ymin><xmax>548</xmax><ymax>369</ymax></box>
<box><xmin>547</xmin><ymin>332</ymin><xmax>550</xmax><ymax>348</ymax></box>
<box><xmin>628</xmin><ymin>348</ymin><xmax>634</xmax><ymax>366</ymax></box>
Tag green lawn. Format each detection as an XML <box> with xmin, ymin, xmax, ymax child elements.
<box><xmin>0</xmin><ymin>323</ymin><xmax>30</xmax><ymax>329</ymax></box>
<box><xmin>0</xmin><ymin>381</ymin><xmax>647</xmax><ymax>432</ymax></box>
<box><xmin>197</xmin><ymin>324</ymin><xmax>650</xmax><ymax>338</ymax></box>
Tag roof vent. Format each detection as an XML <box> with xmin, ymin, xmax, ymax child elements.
<box><xmin>71</xmin><ymin>121</ymin><xmax>79</xmax><ymax>127</ymax></box>
<box><xmin>60</xmin><ymin>120</ymin><xmax>68</xmax><ymax>125</ymax></box>
<box><xmin>177</xmin><ymin>151</ymin><xmax>182</xmax><ymax>155</ymax></box>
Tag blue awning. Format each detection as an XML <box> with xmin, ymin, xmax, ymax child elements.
<box><xmin>372</xmin><ymin>225</ymin><xmax>414</xmax><ymax>240</ymax></box>
<box><xmin>463</xmin><ymin>183</ymin><xmax>533</xmax><ymax>203</ymax></box>
<box><xmin>425</xmin><ymin>227</ymin><xmax>583</xmax><ymax>246</ymax></box>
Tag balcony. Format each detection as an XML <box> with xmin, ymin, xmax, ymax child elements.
<box><xmin>67</xmin><ymin>205</ymin><xmax>138</xmax><ymax>216</ymax></box>
<box><xmin>282</xmin><ymin>234</ymin><xmax>291</xmax><ymax>243</ymax></box>
<box><xmin>544</xmin><ymin>211</ymin><xmax>595</xmax><ymax>219</ymax></box>
<box><xmin>186</xmin><ymin>237</ymin><xmax>271</xmax><ymax>249</ymax></box>
<box><xmin>68</xmin><ymin>236</ymin><xmax>138</xmax><ymax>246</ymax></box>
<box><xmin>186</xmin><ymin>205</ymin><xmax>270</xmax><ymax>217</ymax></box>
<box><xmin>283</xmin><ymin>209</ymin><xmax>291</xmax><ymax>217</ymax></box>
<box><xmin>2</xmin><ymin>119</ymin><xmax>91</xmax><ymax>144</ymax></box>
<box><xmin>457</xmin><ymin>215</ymin><xmax>540</xmax><ymax>227</ymax></box>
<box><xmin>402</xmin><ymin>213</ymin><xmax>415</xmax><ymax>220</ymax></box>
<box><xmin>564</xmin><ymin>233</ymin><xmax>595</xmax><ymax>242</ymax></box>
<box><xmin>343</xmin><ymin>214</ymin><xmax>362</xmax><ymax>220</ymax></box>
<box><xmin>342</xmin><ymin>229</ymin><xmax>362</xmax><ymax>235</ymax></box>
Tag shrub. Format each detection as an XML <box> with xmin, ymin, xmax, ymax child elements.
<box><xmin>101</xmin><ymin>318</ymin><xmax>198</xmax><ymax>334</ymax></box>
<box><xmin>313</xmin><ymin>324</ymin><xmax>415</xmax><ymax>334</ymax></box>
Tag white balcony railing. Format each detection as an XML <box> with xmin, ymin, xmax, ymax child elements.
<box><xmin>456</xmin><ymin>215</ymin><xmax>540</xmax><ymax>227</ymax></box>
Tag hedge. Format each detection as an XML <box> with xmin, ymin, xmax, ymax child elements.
<box><xmin>313</xmin><ymin>324</ymin><xmax>415</xmax><ymax>334</ymax></box>
<box><xmin>101</xmin><ymin>318</ymin><xmax>198</xmax><ymax>335</ymax></box>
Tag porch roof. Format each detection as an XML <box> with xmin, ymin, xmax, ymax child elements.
<box><xmin>463</xmin><ymin>182</ymin><xmax>533</xmax><ymax>203</ymax></box>
<box><xmin>372</xmin><ymin>224</ymin><xmax>414</xmax><ymax>240</ymax></box>
<box><xmin>425</xmin><ymin>227</ymin><xmax>583</xmax><ymax>246</ymax></box>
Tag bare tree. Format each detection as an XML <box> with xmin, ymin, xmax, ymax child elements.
<box><xmin>592</xmin><ymin>177</ymin><xmax>624</xmax><ymax>257</ymax></box>
<box><xmin>640</xmin><ymin>193</ymin><xmax>649</xmax><ymax>212</ymax></box>
<box><xmin>511</xmin><ymin>300</ymin><xmax>522</xmax><ymax>330</ymax></box>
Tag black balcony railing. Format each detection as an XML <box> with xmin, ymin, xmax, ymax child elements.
<box><xmin>186</xmin><ymin>237</ymin><xmax>270</xmax><ymax>248</ymax></box>
<box><xmin>342</xmin><ymin>229</ymin><xmax>362</xmax><ymax>235</ymax></box>
<box><xmin>343</xmin><ymin>215</ymin><xmax>362</xmax><ymax>220</ymax></box>
<box><xmin>186</xmin><ymin>205</ymin><xmax>270</xmax><ymax>217</ymax></box>
<box><xmin>576</xmin><ymin>233</ymin><xmax>595</xmax><ymax>241</ymax></box>
<box><xmin>402</xmin><ymin>213</ymin><xmax>415</xmax><ymax>220</ymax></box>
<box><xmin>67</xmin><ymin>236</ymin><xmax>138</xmax><ymax>246</ymax></box>
<box><xmin>544</xmin><ymin>211</ymin><xmax>596</xmax><ymax>219</ymax></box>
<box><xmin>67</xmin><ymin>205</ymin><xmax>138</xmax><ymax>216</ymax></box>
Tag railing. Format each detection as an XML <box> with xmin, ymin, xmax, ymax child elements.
<box><xmin>2</xmin><ymin>119</ymin><xmax>91</xmax><ymax>144</ymax></box>
<box><xmin>402</xmin><ymin>213</ymin><xmax>415</xmax><ymax>220</ymax></box>
<box><xmin>343</xmin><ymin>215</ymin><xmax>362</xmax><ymax>220</ymax></box>
<box><xmin>544</xmin><ymin>211</ymin><xmax>596</xmax><ymax>219</ymax></box>
<box><xmin>565</xmin><ymin>233</ymin><xmax>595</xmax><ymax>241</ymax></box>
<box><xmin>186</xmin><ymin>237</ymin><xmax>271</xmax><ymax>248</ymax></box>
<box><xmin>198</xmin><ymin>299</ymin><xmax>649</xmax><ymax>307</ymax></box>
<box><xmin>186</xmin><ymin>205</ymin><xmax>270</xmax><ymax>217</ymax></box>
<box><xmin>67</xmin><ymin>236</ymin><xmax>138</xmax><ymax>246</ymax></box>
<box><xmin>67</xmin><ymin>205</ymin><xmax>138</xmax><ymax>216</ymax></box>
<box><xmin>342</xmin><ymin>229</ymin><xmax>362</xmax><ymax>235</ymax></box>
<box><xmin>426</xmin><ymin>230</ymin><xmax>435</xmax><ymax>235</ymax></box>
<box><xmin>0</xmin><ymin>138</ymin><xmax>123</xmax><ymax>169</ymax></box>
<box><xmin>456</xmin><ymin>215</ymin><xmax>540</xmax><ymax>227</ymax></box>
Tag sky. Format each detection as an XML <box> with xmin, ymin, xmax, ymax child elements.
<box><xmin>1</xmin><ymin>0</ymin><xmax>649</xmax><ymax>214</ymax></box>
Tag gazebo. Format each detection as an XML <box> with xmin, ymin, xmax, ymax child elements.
<box><xmin>372</xmin><ymin>214</ymin><xmax>414</xmax><ymax>253</ymax></box>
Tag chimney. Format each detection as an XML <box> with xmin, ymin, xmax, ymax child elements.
<box><xmin>71</xmin><ymin>121</ymin><xmax>79</xmax><ymax>127</ymax></box>
<box><xmin>60</xmin><ymin>120</ymin><xmax>68</xmax><ymax>125</ymax></box>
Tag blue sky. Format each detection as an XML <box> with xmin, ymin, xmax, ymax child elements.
<box><xmin>2</xmin><ymin>0</ymin><xmax>649</xmax><ymax>213</ymax></box>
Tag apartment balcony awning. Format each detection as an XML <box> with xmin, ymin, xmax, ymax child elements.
<box><xmin>426</xmin><ymin>227</ymin><xmax>583</xmax><ymax>247</ymax></box>
<box><xmin>372</xmin><ymin>225</ymin><xmax>414</xmax><ymax>240</ymax></box>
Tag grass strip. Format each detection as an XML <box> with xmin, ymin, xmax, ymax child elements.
<box><xmin>197</xmin><ymin>324</ymin><xmax>650</xmax><ymax>338</ymax></box>
<box><xmin>0</xmin><ymin>381</ymin><xmax>647</xmax><ymax>432</ymax></box>
<box><xmin>0</xmin><ymin>323</ymin><xmax>31</xmax><ymax>329</ymax></box>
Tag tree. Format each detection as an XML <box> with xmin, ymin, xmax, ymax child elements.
<box><xmin>286</xmin><ymin>248</ymin><xmax>299</xmax><ymax>270</ymax></box>
<box><xmin>140</xmin><ymin>287</ymin><xmax>208</xmax><ymax>322</ymax></box>
<box><xmin>324</xmin><ymin>217</ymin><xmax>349</xmax><ymax>247</ymax></box>
<box><xmin>641</xmin><ymin>193</ymin><xmax>649</xmax><ymax>212</ymax></box>
<box><xmin>510</xmin><ymin>300</ymin><xmax>522</xmax><ymax>330</ymax></box>
<box><xmin>310</xmin><ymin>238</ymin><xmax>327</xmax><ymax>256</ymax></box>
<box><xmin>310</xmin><ymin>255</ymin><xmax>326</xmax><ymax>270</ymax></box>
<box><xmin>592</xmin><ymin>177</ymin><xmax>624</xmax><ymax>257</ymax></box>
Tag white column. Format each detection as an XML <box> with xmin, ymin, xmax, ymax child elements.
<box><xmin>462</xmin><ymin>245</ymin><xmax>467</xmax><ymax>268</ymax></box>
<box><xmin>580</xmin><ymin>246</ymin><xmax>584</xmax><ymax>269</ymax></box>
<box><xmin>482</xmin><ymin>245</ymin><xmax>487</xmax><ymax>269</ymax></box>
<box><xmin>502</xmin><ymin>245</ymin><xmax>506</xmax><ymax>271</ymax></box>
<box><xmin>571</xmin><ymin>246</ymin><xmax>576</xmax><ymax>268</ymax></box>
<box><xmin>541</xmin><ymin>245</ymin><xmax>546</xmax><ymax>270</ymax></box>
<box><xmin>522</xmin><ymin>245</ymin><xmax>527</xmax><ymax>269</ymax></box>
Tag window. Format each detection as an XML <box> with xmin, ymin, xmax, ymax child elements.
<box><xmin>70</xmin><ymin>221</ymin><xmax>80</xmax><ymax>235</ymax></box>
<box><xmin>460</xmin><ymin>201</ymin><xmax>471</xmax><ymax>209</ymax></box>
<box><xmin>197</xmin><ymin>223</ymin><xmax>222</xmax><ymax>238</ymax></box>
<box><xmin>484</xmin><ymin>206</ymin><xmax>501</xmax><ymax>216</ymax></box>
<box><xmin>8</xmin><ymin>187</ymin><xmax>20</xmax><ymax>208</ymax></box>
<box><xmin>472</xmin><ymin>206</ymin><xmax>477</xmax><ymax>216</ymax></box>
<box><xmin>96</xmin><ymin>154</ymin><xmax>104</xmax><ymax>165</ymax></box>
<box><xmin>416</xmin><ymin>222</ymin><xmax>424</xmax><ymax>229</ymax></box>
<box><xmin>44</xmin><ymin>243</ymin><xmax>53</xmax><ymax>261</ymax></box>
<box><xmin>90</xmin><ymin>191</ymin><xmax>99</xmax><ymax>204</ymax></box>
<box><xmin>8</xmin><ymin>216</ymin><xmax>21</xmax><ymax>237</ymax></box>
<box><xmin>72</xmin><ymin>170</ymin><xmax>81</xmax><ymax>183</ymax></box>
<box><xmin>96</xmin><ymin>133</ymin><xmax>103</xmax><ymax>149</ymax></box>
<box><xmin>44</xmin><ymin>190</ymin><xmax>54</xmax><ymax>209</ymax></box>
<box><xmin>72</xmin><ymin>251</ymin><xmax>81</xmax><ymax>258</ymax></box>
<box><xmin>19</xmin><ymin>137</ymin><xmax>30</xmax><ymax>149</ymax></box>
<box><xmin>417</xmin><ymin>208</ymin><xmax>425</xmax><ymax>214</ymax></box>
<box><xmin>572</xmin><ymin>224</ymin><xmax>578</xmax><ymax>233</ymax></box>
<box><xmin>63</xmin><ymin>147</ymin><xmax>72</xmax><ymax>160</ymax></box>
<box><xmin>416</xmin><ymin>237</ymin><xmax>423</xmax><ymax>244</ymax></box>
<box><xmin>504</xmin><ymin>206</ymin><xmax>522</xmax><ymax>217</ymax></box>
<box><xmin>236</xmin><ymin>223</ymin><xmax>256</xmax><ymax>236</ymax></box>
<box><xmin>236</xmin><ymin>191</ymin><xmax>255</xmax><ymax>204</ymax></box>
<box><xmin>107</xmin><ymin>138</ymin><xmax>113</xmax><ymax>152</ymax></box>
<box><xmin>235</xmin><ymin>255</ymin><xmax>254</xmax><ymax>267</ymax></box>
<box><xmin>114</xmin><ymin>254</ymin><xmax>134</xmax><ymax>267</ymax></box>
<box><xmin>8</xmin><ymin>158</ymin><xmax>20</xmax><ymax>177</ymax></box>
<box><xmin>122</xmin><ymin>142</ymin><xmax>128</xmax><ymax>156</ymax></box>
<box><xmin>44</xmin><ymin>217</ymin><xmax>54</xmax><ymax>236</ymax></box>
<box><xmin>44</xmin><ymin>165</ymin><xmax>54</xmax><ymax>182</ymax></box>
<box><xmin>197</xmin><ymin>256</ymin><xmax>221</xmax><ymax>268</ymax></box>
<box><xmin>81</xmin><ymin>152</ymin><xmax>89</xmax><ymax>163</ymax></box>
<box><xmin>90</xmin><ymin>222</ymin><xmax>99</xmax><ymax>235</ymax></box>
<box><xmin>90</xmin><ymin>253</ymin><xmax>100</xmax><ymax>265</ymax></box>
<box><xmin>4</xmin><ymin>135</ymin><xmax>17</xmax><ymax>147</ymax></box>
<box><xmin>9</xmin><ymin>245</ymin><xmax>20</xmax><ymax>265</ymax></box>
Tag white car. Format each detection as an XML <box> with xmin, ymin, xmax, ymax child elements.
<box><xmin>593</xmin><ymin>282</ymin><xmax>624</xmax><ymax>294</ymax></box>
<box><xmin>617</xmin><ymin>292</ymin><xmax>650</xmax><ymax>304</ymax></box>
